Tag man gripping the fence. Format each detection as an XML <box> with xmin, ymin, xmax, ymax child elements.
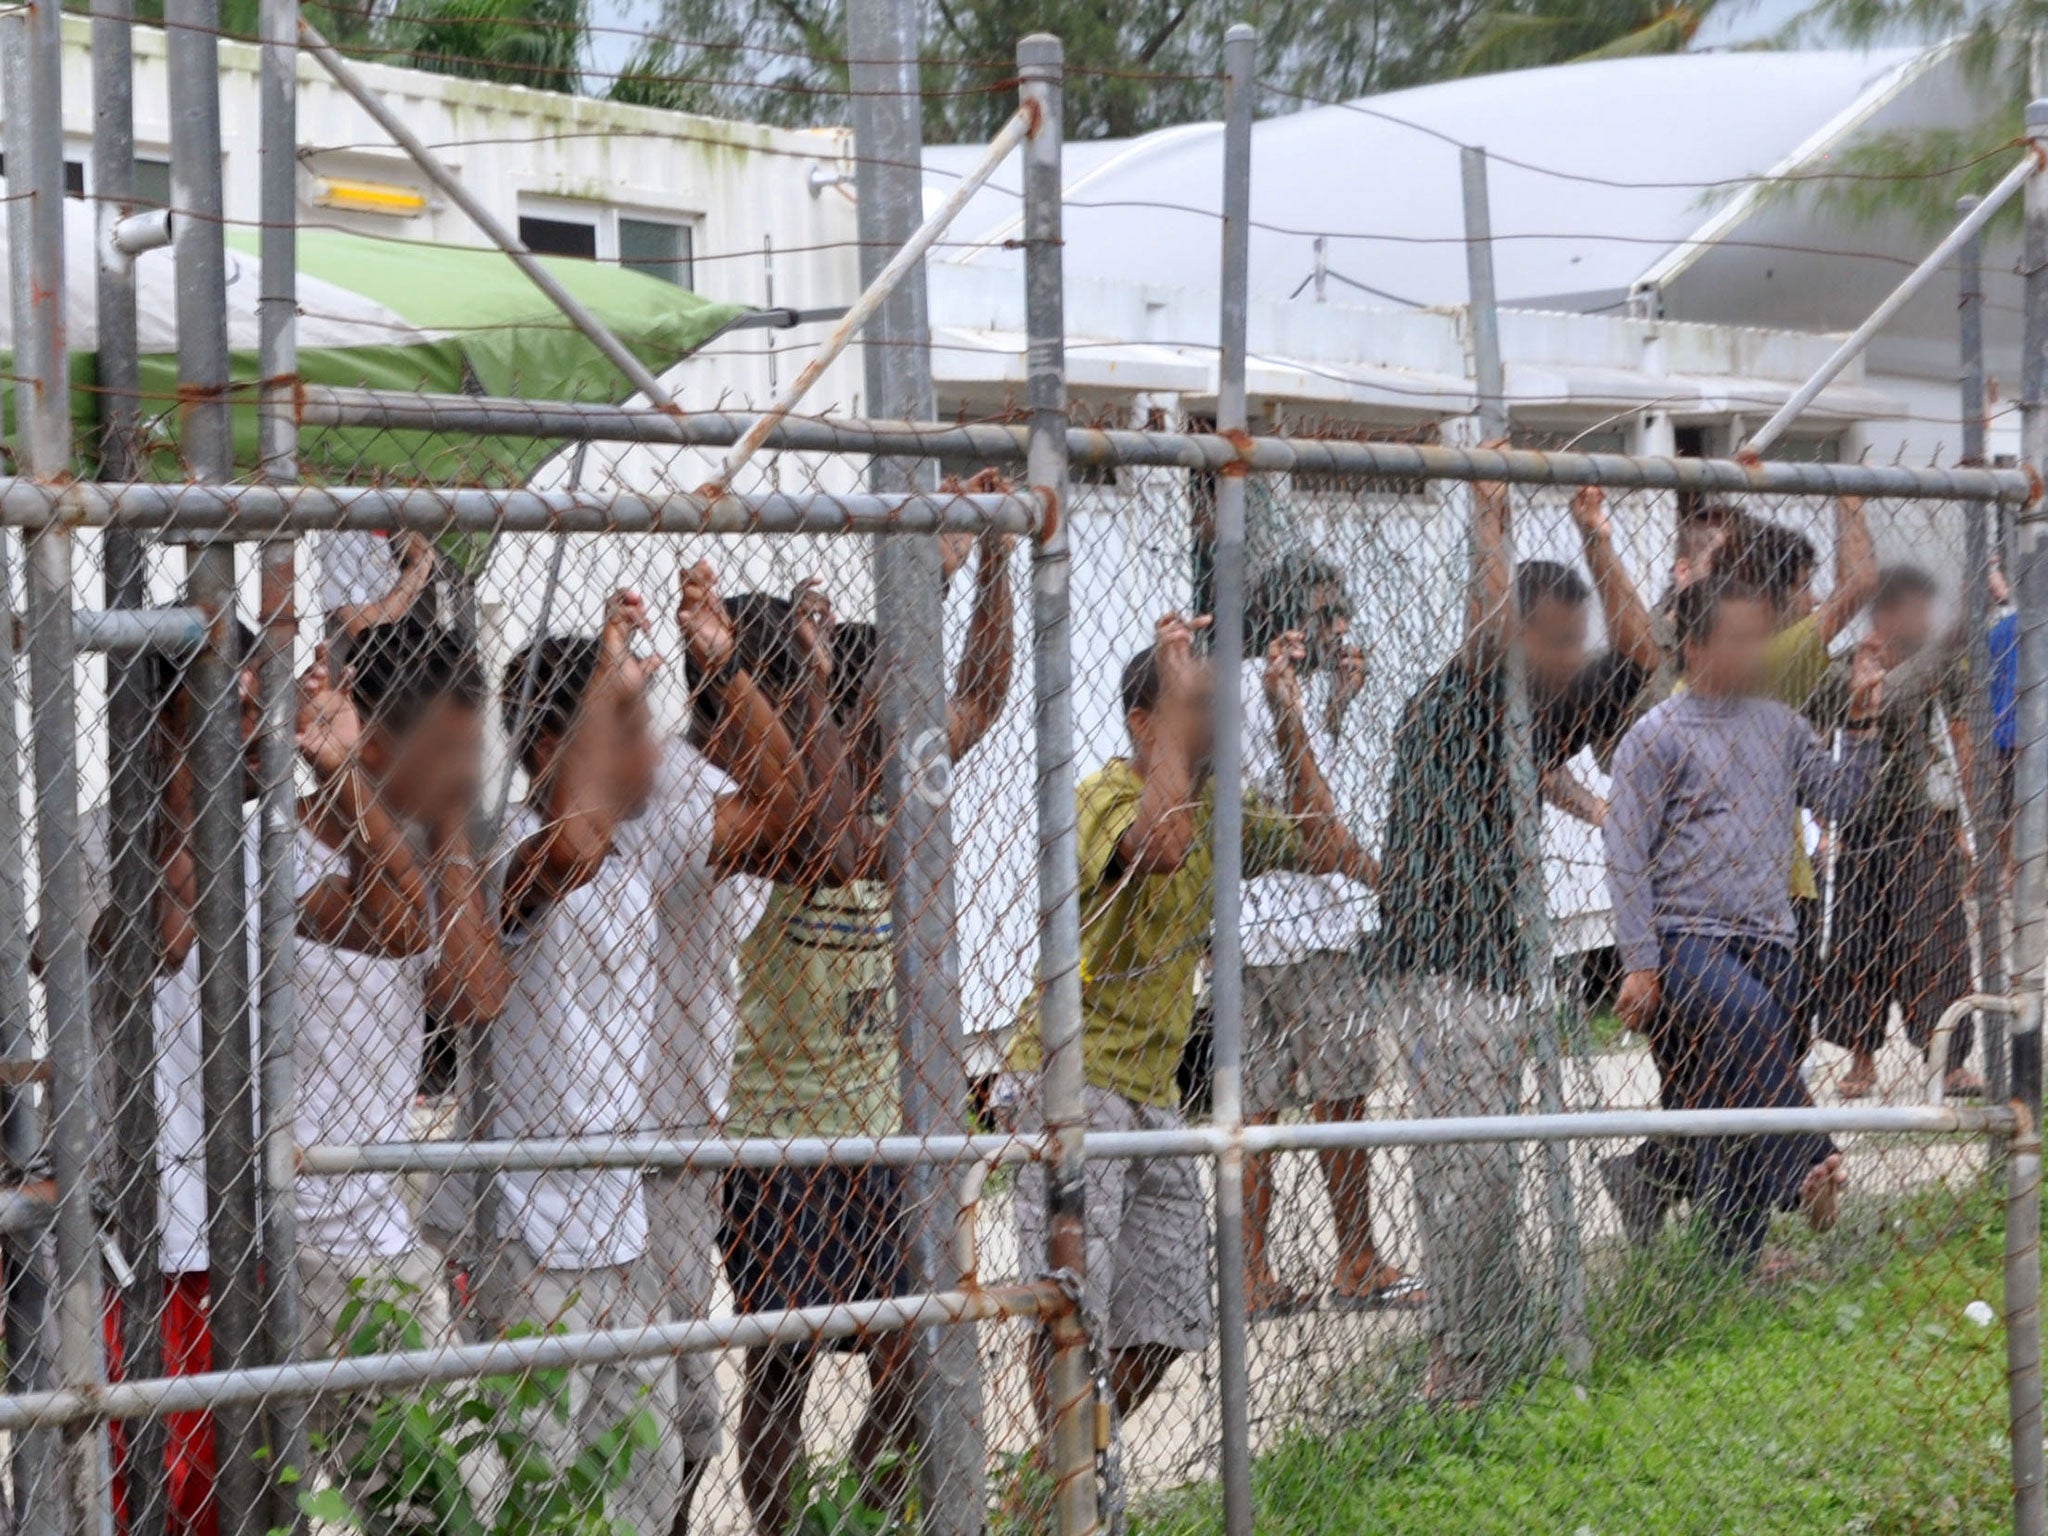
<box><xmin>1010</xmin><ymin>609</ymin><xmax>1374</xmax><ymax>1422</ymax></box>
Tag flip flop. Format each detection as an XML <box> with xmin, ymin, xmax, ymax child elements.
<box><xmin>1330</xmin><ymin>1274</ymin><xmax>1427</xmax><ymax>1313</ymax></box>
<box><xmin>1248</xmin><ymin>1287</ymin><xmax>1318</xmax><ymax>1322</ymax></box>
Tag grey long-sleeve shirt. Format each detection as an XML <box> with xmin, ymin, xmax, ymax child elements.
<box><xmin>1604</xmin><ymin>692</ymin><xmax>1878</xmax><ymax>973</ymax></box>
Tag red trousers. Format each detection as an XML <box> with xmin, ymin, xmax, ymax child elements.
<box><xmin>104</xmin><ymin>1274</ymin><xmax>217</xmax><ymax>1536</ymax></box>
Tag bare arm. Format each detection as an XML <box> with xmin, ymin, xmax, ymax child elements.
<box><xmin>1115</xmin><ymin>613</ymin><xmax>1209</xmax><ymax>876</ymax></box>
<box><xmin>1813</xmin><ymin>494</ymin><xmax>1877</xmax><ymax>646</ymax></box>
<box><xmin>422</xmin><ymin>819</ymin><xmax>508</xmax><ymax>1028</ymax></box>
<box><xmin>501</xmin><ymin>592</ymin><xmax>643</xmax><ymax>927</ymax></box>
<box><xmin>154</xmin><ymin>734</ymin><xmax>198</xmax><ymax>973</ymax></box>
<box><xmin>1266</xmin><ymin>632</ymin><xmax>1378</xmax><ymax>883</ymax></box>
<box><xmin>294</xmin><ymin>655</ymin><xmax>434</xmax><ymax>958</ymax></box>
<box><xmin>329</xmin><ymin>532</ymin><xmax>437</xmax><ymax>639</ymax></box>
<box><xmin>1570</xmin><ymin>486</ymin><xmax>1659</xmax><ymax>675</ymax></box>
<box><xmin>1463</xmin><ymin>451</ymin><xmax>1514</xmax><ymax>655</ymax></box>
<box><xmin>948</xmin><ymin>519</ymin><xmax>1017</xmax><ymax>762</ymax></box>
<box><xmin>670</xmin><ymin>559</ymin><xmax>807</xmax><ymax>877</ymax></box>
<box><xmin>1541</xmin><ymin>764</ymin><xmax>1608</xmax><ymax>828</ymax></box>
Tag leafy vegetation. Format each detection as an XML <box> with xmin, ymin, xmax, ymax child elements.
<box><xmin>294</xmin><ymin>1279</ymin><xmax>661</xmax><ymax>1536</ymax></box>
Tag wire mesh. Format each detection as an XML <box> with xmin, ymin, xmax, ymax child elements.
<box><xmin>0</xmin><ymin>418</ymin><xmax>2024</xmax><ymax>1536</ymax></box>
<box><xmin>0</xmin><ymin>8</ymin><xmax>2040</xmax><ymax>1536</ymax></box>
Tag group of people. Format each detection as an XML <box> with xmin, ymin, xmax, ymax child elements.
<box><xmin>64</xmin><ymin>459</ymin><xmax>1999</xmax><ymax>1532</ymax></box>
<box><xmin>88</xmin><ymin>489</ymin><xmax>1020</xmax><ymax>1536</ymax></box>
<box><xmin>1024</xmin><ymin>463</ymin><xmax>1998</xmax><ymax>1415</ymax></box>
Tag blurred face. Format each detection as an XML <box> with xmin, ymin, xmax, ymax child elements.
<box><xmin>1303</xmin><ymin>584</ymin><xmax>1352</xmax><ymax>673</ymax></box>
<box><xmin>1872</xmin><ymin>592</ymin><xmax>1935</xmax><ymax>658</ymax></box>
<box><xmin>1685</xmin><ymin>594</ymin><xmax>1775</xmax><ymax>696</ymax></box>
<box><xmin>360</xmin><ymin>696</ymin><xmax>483</xmax><ymax>825</ymax></box>
<box><xmin>1132</xmin><ymin>657</ymin><xmax>1218</xmax><ymax>775</ymax></box>
<box><xmin>1520</xmin><ymin>595</ymin><xmax>1591</xmax><ymax>697</ymax></box>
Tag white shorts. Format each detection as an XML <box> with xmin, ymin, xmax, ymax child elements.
<box><xmin>1244</xmin><ymin>951</ymin><xmax>1380</xmax><ymax>1116</ymax></box>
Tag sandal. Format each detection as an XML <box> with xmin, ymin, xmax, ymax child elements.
<box><xmin>1331</xmin><ymin>1274</ymin><xmax>1427</xmax><ymax>1313</ymax></box>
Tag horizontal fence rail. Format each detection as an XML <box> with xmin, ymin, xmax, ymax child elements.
<box><xmin>300</xmin><ymin>386</ymin><xmax>2037</xmax><ymax>501</ymax></box>
<box><xmin>0</xmin><ymin>1284</ymin><xmax>1069</xmax><ymax>1432</ymax></box>
<box><xmin>299</xmin><ymin>1104</ymin><xmax>2020</xmax><ymax>1175</ymax></box>
<box><xmin>0</xmin><ymin>480</ymin><xmax>1047</xmax><ymax>537</ymax></box>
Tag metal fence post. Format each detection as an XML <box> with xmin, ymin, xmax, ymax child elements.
<box><xmin>1461</xmin><ymin>143</ymin><xmax>1589</xmax><ymax>1377</ymax></box>
<box><xmin>256</xmin><ymin>0</ymin><xmax>307</xmax><ymax>1524</ymax></box>
<box><xmin>1018</xmin><ymin>34</ymin><xmax>1098</xmax><ymax>1536</ymax></box>
<box><xmin>2004</xmin><ymin>96</ymin><xmax>2048</xmax><ymax>1536</ymax></box>
<box><xmin>1958</xmin><ymin>194</ymin><xmax>2011</xmax><ymax>1112</ymax></box>
<box><xmin>6</xmin><ymin>3</ymin><xmax>112</xmax><ymax>1530</ymax></box>
<box><xmin>1211</xmin><ymin>27</ymin><xmax>1257</xmax><ymax>1536</ymax></box>
<box><xmin>91</xmin><ymin>5</ymin><xmax>170</xmax><ymax>1532</ymax></box>
<box><xmin>168</xmin><ymin>2</ymin><xmax>266</xmax><ymax>1530</ymax></box>
<box><xmin>1</xmin><ymin>18</ymin><xmax>71</xmax><ymax>1534</ymax></box>
<box><xmin>846</xmin><ymin>0</ymin><xmax>986</xmax><ymax>1522</ymax></box>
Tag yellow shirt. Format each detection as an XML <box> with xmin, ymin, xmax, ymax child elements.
<box><xmin>1765</xmin><ymin>616</ymin><xmax>1832</xmax><ymax>901</ymax></box>
<box><xmin>727</xmin><ymin>878</ymin><xmax>898</xmax><ymax>1137</ymax></box>
<box><xmin>1012</xmin><ymin>758</ymin><xmax>1302</xmax><ymax>1108</ymax></box>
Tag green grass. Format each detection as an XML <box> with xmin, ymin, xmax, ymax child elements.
<box><xmin>1137</xmin><ymin>1188</ymin><xmax>2012</xmax><ymax>1535</ymax></box>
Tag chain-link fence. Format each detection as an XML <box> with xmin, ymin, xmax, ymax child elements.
<box><xmin>0</xmin><ymin>9</ymin><xmax>2044</xmax><ymax>1536</ymax></box>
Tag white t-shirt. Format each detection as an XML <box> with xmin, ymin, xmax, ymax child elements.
<box><xmin>492</xmin><ymin>806</ymin><xmax>655</xmax><ymax>1270</ymax></box>
<box><xmin>316</xmin><ymin>531</ymin><xmax>402</xmax><ymax>617</ymax></box>
<box><xmin>616</xmin><ymin>741</ymin><xmax>771</xmax><ymax>1133</ymax></box>
<box><xmin>78</xmin><ymin>807</ymin><xmax>279</xmax><ymax>1275</ymax></box>
<box><xmin>291</xmin><ymin>832</ymin><xmax>430</xmax><ymax>1261</ymax></box>
<box><xmin>1238</xmin><ymin>661</ymin><xmax>1376</xmax><ymax>969</ymax></box>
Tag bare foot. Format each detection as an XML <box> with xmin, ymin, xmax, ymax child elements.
<box><xmin>1755</xmin><ymin>1247</ymin><xmax>1804</xmax><ymax>1286</ymax></box>
<box><xmin>1799</xmin><ymin>1152</ymin><xmax>1846</xmax><ymax>1233</ymax></box>
<box><xmin>1421</xmin><ymin>1345</ymin><xmax>1484</xmax><ymax>1409</ymax></box>
<box><xmin>1246</xmin><ymin>1269</ymin><xmax>1314</xmax><ymax>1320</ymax></box>
<box><xmin>1838</xmin><ymin>1054</ymin><xmax>1878</xmax><ymax>1102</ymax></box>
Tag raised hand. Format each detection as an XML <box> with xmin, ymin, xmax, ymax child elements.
<box><xmin>601</xmin><ymin>588</ymin><xmax>659</xmax><ymax>692</ymax></box>
<box><xmin>677</xmin><ymin>560</ymin><xmax>736</xmax><ymax>671</ymax></box>
<box><xmin>393</xmin><ymin>530</ymin><xmax>436</xmax><ymax>574</ymax></box>
<box><xmin>938</xmin><ymin>473</ymin><xmax>976</xmax><ymax>586</ymax></box>
<box><xmin>1474</xmin><ymin>436</ymin><xmax>1511</xmax><ymax>503</ymax></box>
<box><xmin>964</xmin><ymin>467</ymin><xmax>1020</xmax><ymax>563</ymax></box>
<box><xmin>1848</xmin><ymin>634</ymin><xmax>1886</xmax><ymax>722</ymax></box>
<box><xmin>1153</xmin><ymin>611</ymin><xmax>1211</xmax><ymax>703</ymax></box>
<box><xmin>1568</xmin><ymin>485</ymin><xmax>1610</xmax><ymax>542</ymax></box>
<box><xmin>790</xmin><ymin>578</ymin><xmax>835</xmax><ymax>686</ymax></box>
<box><xmin>1262</xmin><ymin>629</ymin><xmax>1308</xmax><ymax>719</ymax></box>
<box><xmin>295</xmin><ymin>648</ymin><xmax>361</xmax><ymax>779</ymax></box>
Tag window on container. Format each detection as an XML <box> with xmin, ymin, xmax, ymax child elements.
<box><xmin>518</xmin><ymin>214</ymin><xmax>599</xmax><ymax>261</ymax></box>
<box><xmin>0</xmin><ymin>156</ymin><xmax>87</xmax><ymax>197</ymax></box>
<box><xmin>133</xmin><ymin>158</ymin><xmax>173</xmax><ymax>210</ymax></box>
<box><xmin>619</xmin><ymin>216</ymin><xmax>692</xmax><ymax>288</ymax></box>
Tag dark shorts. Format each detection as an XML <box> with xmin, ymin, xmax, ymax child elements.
<box><xmin>720</xmin><ymin>1165</ymin><xmax>911</xmax><ymax>1323</ymax></box>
